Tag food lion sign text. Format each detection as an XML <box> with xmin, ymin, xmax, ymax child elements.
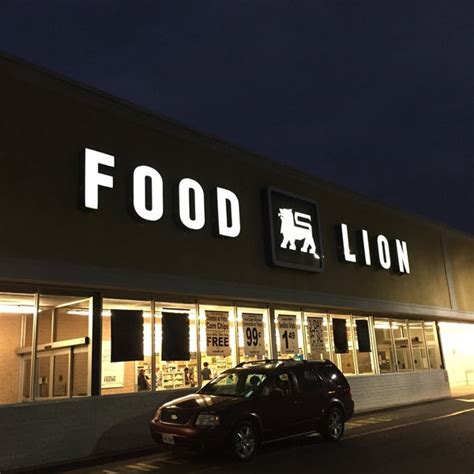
<box><xmin>242</xmin><ymin>313</ymin><xmax>265</xmax><ymax>357</ymax></box>
<box><xmin>205</xmin><ymin>311</ymin><xmax>231</xmax><ymax>356</ymax></box>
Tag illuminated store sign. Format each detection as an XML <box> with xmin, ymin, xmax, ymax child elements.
<box><xmin>338</xmin><ymin>223</ymin><xmax>410</xmax><ymax>274</ymax></box>
<box><xmin>82</xmin><ymin>148</ymin><xmax>410</xmax><ymax>275</ymax></box>
<box><xmin>83</xmin><ymin>148</ymin><xmax>241</xmax><ymax>238</ymax></box>
<box><xmin>266</xmin><ymin>188</ymin><xmax>324</xmax><ymax>272</ymax></box>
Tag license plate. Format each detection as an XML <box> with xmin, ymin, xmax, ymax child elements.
<box><xmin>162</xmin><ymin>433</ymin><xmax>175</xmax><ymax>445</ymax></box>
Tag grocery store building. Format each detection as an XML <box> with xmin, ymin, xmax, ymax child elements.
<box><xmin>0</xmin><ymin>54</ymin><xmax>473</xmax><ymax>471</ymax></box>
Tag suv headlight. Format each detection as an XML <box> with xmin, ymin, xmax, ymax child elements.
<box><xmin>195</xmin><ymin>413</ymin><xmax>220</xmax><ymax>427</ymax></box>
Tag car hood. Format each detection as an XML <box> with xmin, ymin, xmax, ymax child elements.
<box><xmin>162</xmin><ymin>393</ymin><xmax>242</xmax><ymax>411</ymax></box>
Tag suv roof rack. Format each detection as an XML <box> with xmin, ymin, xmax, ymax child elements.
<box><xmin>236</xmin><ymin>358</ymin><xmax>306</xmax><ymax>368</ymax></box>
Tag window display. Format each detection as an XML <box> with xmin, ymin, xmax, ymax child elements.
<box><xmin>352</xmin><ymin>316</ymin><xmax>375</xmax><ymax>374</ymax></box>
<box><xmin>330</xmin><ymin>315</ymin><xmax>355</xmax><ymax>375</ymax></box>
<box><xmin>392</xmin><ymin>320</ymin><xmax>413</xmax><ymax>372</ymax></box>
<box><xmin>409</xmin><ymin>321</ymin><xmax>429</xmax><ymax>371</ymax></box>
<box><xmin>199</xmin><ymin>304</ymin><xmax>236</xmax><ymax>382</ymax></box>
<box><xmin>424</xmin><ymin>322</ymin><xmax>443</xmax><ymax>369</ymax></box>
<box><xmin>154</xmin><ymin>302</ymin><xmax>198</xmax><ymax>390</ymax></box>
<box><xmin>0</xmin><ymin>287</ymin><xmax>449</xmax><ymax>406</ymax></box>
<box><xmin>275</xmin><ymin>311</ymin><xmax>304</xmax><ymax>358</ymax></box>
<box><xmin>374</xmin><ymin>319</ymin><xmax>397</xmax><ymax>373</ymax></box>
<box><xmin>237</xmin><ymin>307</ymin><xmax>271</xmax><ymax>362</ymax></box>
<box><xmin>101</xmin><ymin>298</ymin><xmax>151</xmax><ymax>395</ymax></box>
<box><xmin>304</xmin><ymin>313</ymin><xmax>331</xmax><ymax>361</ymax></box>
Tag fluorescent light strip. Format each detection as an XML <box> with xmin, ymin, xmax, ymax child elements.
<box><xmin>0</xmin><ymin>304</ymin><xmax>35</xmax><ymax>314</ymax></box>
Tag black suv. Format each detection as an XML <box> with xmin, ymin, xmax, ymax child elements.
<box><xmin>150</xmin><ymin>359</ymin><xmax>354</xmax><ymax>461</ymax></box>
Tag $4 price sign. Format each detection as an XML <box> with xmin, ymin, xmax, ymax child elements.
<box><xmin>242</xmin><ymin>313</ymin><xmax>265</xmax><ymax>357</ymax></box>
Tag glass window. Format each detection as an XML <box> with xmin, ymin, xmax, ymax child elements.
<box><xmin>275</xmin><ymin>310</ymin><xmax>304</xmax><ymax>359</ymax></box>
<box><xmin>409</xmin><ymin>321</ymin><xmax>429</xmax><ymax>371</ymax></box>
<box><xmin>0</xmin><ymin>292</ymin><xmax>35</xmax><ymax>405</ymax></box>
<box><xmin>352</xmin><ymin>316</ymin><xmax>375</xmax><ymax>374</ymax></box>
<box><xmin>304</xmin><ymin>313</ymin><xmax>331</xmax><ymax>361</ymax></box>
<box><xmin>101</xmin><ymin>298</ymin><xmax>151</xmax><ymax>395</ymax></box>
<box><xmin>392</xmin><ymin>319</ymin><xmax>413</xmax><ymax>372</ymax></box>
<box><xmin>236</xmin><ymin>307</ymin><xmax>271</xmax><ymax>363</ymax></box>
<box><xmin>262</xmin><ymin>372</ymin><xmax>294</xmax><ymax>397</ymax></box>
<box><xmin>199</xmin><ymin>304</ymin><xmax>237</xmax><ymax>382</ymax></box>
<box><xmin>296</xmin><ymin>370</ymin><xmax>321</xmax><ymax>393</ymax></box>
<box><xmin>424</xmin><ymin>321</ymin><xmax>443</xmax><ymax>369</ymax></box>
<box><xmin>154</xmin><ymin>302</ymin><xmax>198</xmax><ymax>390</ymax></box>
<box><xmin>373</xmin><ymin>318</ymin><xmax>397</xmax><ymax>373</ymax></box>
<box><xmin>199</xmin><ymin>371</ymin><xmax>266</xmax><ymax>398</ymax></box>
<box><xmin>36</xmin><ymin>295</ymin><xmax>92</xmax><ymax>399</ymax></box>
<box><xmin>330</xmin><ymin>314</ymin><xmax>355</xmax><ymax>375</ymax></box>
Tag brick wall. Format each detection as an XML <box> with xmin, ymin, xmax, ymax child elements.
<box><xmin>0</xmin><ymin>388</ymin><xmax>195</xmax><ymax>472</ymax></box>
<box><xmin>349</xmin><ymin>369</ymin><xmax>450</xmax><ymax>412</ymax></box>
<box><xmin>0</xmin><ymin>313</ymin><xmax>22</xmax><ymax>404</ymax></box>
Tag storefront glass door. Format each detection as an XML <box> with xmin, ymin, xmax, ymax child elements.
<box><xmin>35</xmin><ymin>349</ymin><xmax>70</xmax><ymax>399</ymax></box>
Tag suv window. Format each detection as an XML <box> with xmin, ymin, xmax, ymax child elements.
<box><xmin>296</xmin><ymin>369</ymin><xmax>321</xmax><ymax>393</ymax></box>
<box><xmin>318</xmin><ymin>364</ymin><xmax>348</xmax><ymax>387</ymax></box>
<box><xmin>263</xmin><ymin>372</ymin><xmax>294</xmax><ymax>397</ymax></box>
<box><xmin>199</xmin><ymin>372</ymin><xmax>267</xmax><ymax>398</ymax></box>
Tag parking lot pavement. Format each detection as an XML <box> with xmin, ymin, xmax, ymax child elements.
<box><xmin>57</xmin><ymin>394</ymin><xmax>474</xmax><ymax>474</ymax></box>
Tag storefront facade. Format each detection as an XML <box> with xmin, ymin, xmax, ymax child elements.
<box><xmin>0</xmin><ymin>54</ymin><xmax>473</xmax><ymax>471</ymax></box>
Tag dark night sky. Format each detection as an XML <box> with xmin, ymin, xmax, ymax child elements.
<box><xmin>1</xmin><ymin>2</ymin><xmax>473</xmax><ymax>234</ymax></box>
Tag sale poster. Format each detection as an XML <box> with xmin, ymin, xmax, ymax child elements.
<box><xmin>205</xmin><ymin>311</ymin><xmax>231</xmax><ymax>356</ymax></box>
<box><xmin>242</xmin><ymin>313</ymin><xmax>265</xmax><ymax>356</ymax></box>
<box><xmin>307</xmin><ymin>317</ymin><xmax>326</xmax><ymax>353</ymax></box>
<box><xmin>278</xmin><ymin>315</ymin><xmax>297</xmax><ymax>354</ymax></box>
<box><xmin>101</xmin><ymin>341</ymin><xmax>125</xmax><ymax>388</ymax></box>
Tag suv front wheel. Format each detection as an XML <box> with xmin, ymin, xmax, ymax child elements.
<box><xmin>231</xmin><ymin>421</ymin><xmax>258</xmax><ymax>461</ymax></box>
<box><xmin>320</xmin><ymin>407</ymin><xmax>345</xmax><ymax>442</ymax></box>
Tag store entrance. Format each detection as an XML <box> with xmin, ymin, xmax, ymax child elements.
<box><xmin>18</xmin><ymin>296</ymin><xmax>92</xmax><ymax>402</ymax></box>
<box><xmin>22</xmin><ymin>348</ymin><xmax>71</xmax><ymax>399</ymax></box>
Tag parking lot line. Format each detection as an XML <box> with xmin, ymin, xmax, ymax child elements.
<box><xmin>126</xmin><ymin>464</ymin><xmax>155</xmax><ymax>471</ymax></box>
<box><xmin>346</xmin><ymin>407</ymin><xmax>474</xmax><ymax>440</ymax></box>
<box><xmin>137</xmin><ymin>463</ymin><xmax>160</xmax><ymax>469</ymax></box>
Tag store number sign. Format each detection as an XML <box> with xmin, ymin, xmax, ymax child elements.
<box><xmin>242</xmin><ymin>313</ymin><xmax>265</xmax><ymax>357</ymax></box>
<box><xmin>206</xmin><ymin>311</ymin><xmax>231</xmax><ymax>356</ymax></box>
<box><xmin>307</xmin><ymin>317</ymin><xmax>325</xmax><ymax>353</ymax></box>
<box><xmin>278</xmin><ymin>315</ymin><xmax>297</xmax><ymax>354</ymax></box>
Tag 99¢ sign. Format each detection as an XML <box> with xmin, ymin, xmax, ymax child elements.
<box><xmin>278</xmin><ymin>315</ymin><xmax>297</xmax><ymax>354</ymax></box>
<box><xmin>242</xmin><ymin>313</ymin><xmax>265</xmax><ymax>357</ymax></box>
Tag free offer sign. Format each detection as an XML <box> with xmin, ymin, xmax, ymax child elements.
<box><xmin>205</xmin><ymin>311</ymin><xmax>231</xmax><ymax>356</ymax></box>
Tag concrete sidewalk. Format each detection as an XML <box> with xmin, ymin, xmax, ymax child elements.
<box><xmin>450</xmin><ymin>384</ymin><xmax>474</xmax><ymax>397</ymax></box>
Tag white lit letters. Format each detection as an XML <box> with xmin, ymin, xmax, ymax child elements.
<box><xmin>83</xmin><ymin>148</ymin><xmax>240</xmax><ymax>238</ymax></box>
<box><xmin>395</xmin><ymin>239</ymin><xmax>410</xmax><ymax>273</ymax></box>
<box><xmin>340</xmin><ymin>223</ymin><xmax>356</xmax><ymax>263</ymax></box>
<box><xmin>84</xmin><ymin>148</ymin><xmax>115</xmax><ymax>210</ymax></box>
<box><xmin>82</xmin><ymin>148</ymin><xmax>410</xmax><ymax>274</ymax></box>
<box><xmin>178</xmin><ymin>178</ymin><xmax>206</xmax><ymax>230</ymax></box>
<box><xmin>216</xmin><ymin>187</ymin><xmax>241</xmax><ymax>238</ymax></box>
<box><xmin>339</xmin><ymin>223</ymin><xmax>410</xmax><ymax>274</ymax></box>
<box><xmin>377</xmin><ymin>235</ymin><xmax>391</xmax><ymax>270</ymax></box>
<box><xmin>133</xmin><ymin>165</ymin><xmax>164</xmax><ymax>222</ymax></box>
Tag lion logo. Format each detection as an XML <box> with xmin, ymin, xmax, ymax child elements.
<box><xmin>278</xmin><ymin>208</ymin><xmax>320</xmax><ymax>259</ymax></box>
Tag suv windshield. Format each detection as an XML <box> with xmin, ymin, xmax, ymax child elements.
<box><xmin>199</xmin><ymin>371</ymin><xmax>267</xmax><ymax>398</ymax></box>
